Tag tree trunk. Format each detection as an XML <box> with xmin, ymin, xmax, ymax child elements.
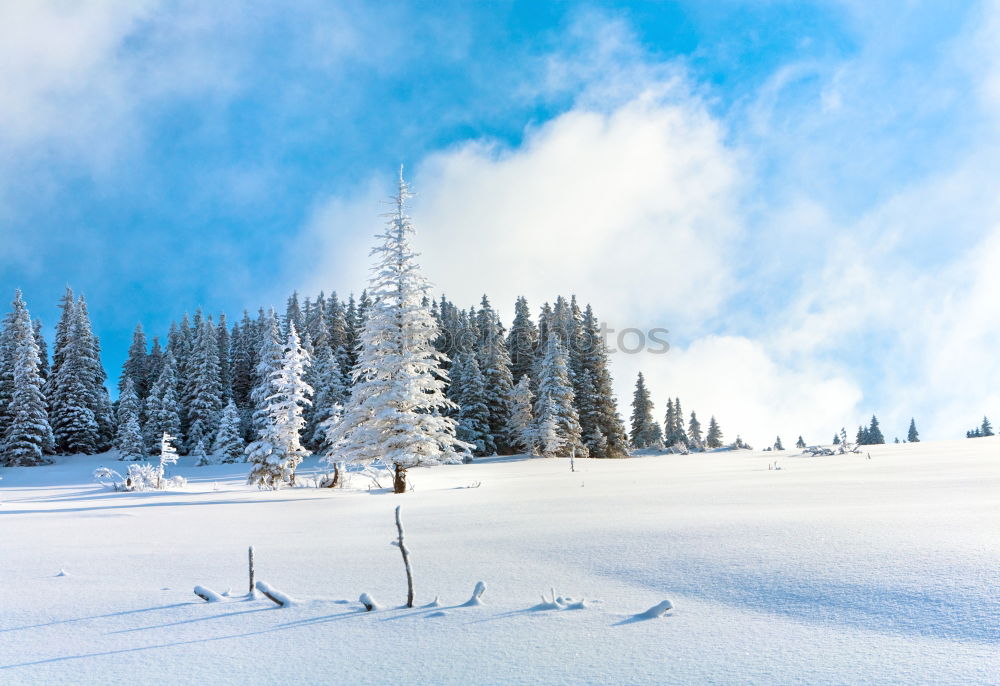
<box><xmin>393</xmin><ymin>463</ymin><xmax>407</xmax><ymax>494</ymax></box>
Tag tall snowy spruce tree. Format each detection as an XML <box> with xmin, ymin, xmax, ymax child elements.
<box><xmin>907</xmin><ymin>418</ymin><xmax>919</xmax><ymax>442</ymax></box>
<box><xmin>326</xmin><ymin>171</ymin><xmax>469</xmax><ymax>492</ymax></box>
<box><xmin>114</xmin><ymin>376</ymin><xmax>145</xmax><ymax>460</ymax></box>
<box><xmin>506</xmin><ymin>374</ymin><xmax>536</xmax><ymax>454</ymax></box>
<box><xmin>705</xmin><ymin>416</ymin><xmax>723</xmax><ymax>449</ymax></box>
<box><xmin>49</xmin><ymin>292</ymin><xmax>108</xmax><ymax>454</ymax></box>
<box><xmin>533</xmin><ymin>335</ymin><xmax>586</xmax><ymax>458</ymax></box>
<box><xmin>1</xmin><ymin>291</ymin><xmax>54</xmax><ymax>465</ymax></box>
<box><xmin>630</xmin><ymin>372</ymin><xmax>662</xmax><ymax>450</ymax></box>
<box><xmin>578</xmin><ymin>305</ymin><xmax>629</xmax><ymax>458</ymax></box>
<box><xmin>246</xmin><ymin>323</ymin><xmax>312</xmax><ymax>489</ymax></box>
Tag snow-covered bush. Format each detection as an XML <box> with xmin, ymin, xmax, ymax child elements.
<box><xmin>93</xmin><ymin>463</ymin><xmax>186</xmax><ymax>492</ymax></box>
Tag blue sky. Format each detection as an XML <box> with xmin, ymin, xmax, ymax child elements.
<box><xmin>2</xmin><ymin>0</ymin><xmax>998</xmax><ymax>445</ymax></box>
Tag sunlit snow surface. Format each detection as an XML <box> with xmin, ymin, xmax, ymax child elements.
<box><xmin>1</xmin><ymin>439</ymin><xmax>997</xmax><ymax>685</ymax></box>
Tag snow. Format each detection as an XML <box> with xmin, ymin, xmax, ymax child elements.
<box><xmin>1</xmin><ymin>438</ymin><xmax>998</xmax><ymax>685</ymax></box>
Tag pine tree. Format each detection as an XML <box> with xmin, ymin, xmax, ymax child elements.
<box><xmin>705</xmin><ymin>416</ymin><xmax>723</xmax><ymax>449</ymax></box>
<box><xmin>981</xmin><ymin>416</ymin><xmax>994</xmax><ymax>437</ymax></box>
<box><xmin>455</xmin><ymin>351</ymin><xmax>495</xmax><ymax>457</ymax></box>
<box><xmin>49</xmin><ymin>296</ymin><xmax>102</xmax><ymax>454</ymax></box>
<box><xmin>507</xmin><ymin>296</ymin><xmax>538</xmax><ymax>385</ymax></box>
<box><xmin>907</xmin><ymin>418</ymin><xmax>919</xmax><ymax>442</ymax></box>
<box><xmin>213</xmin><ymin>399</ymin><xmax>246</xmax><ymax>463</ymax></box>
<box><xmin>230</xmin><ymin>311</ymin><xmax>257</xmax><ymax>409</ymax></box>
<box><xmin>796</xmin><ymin>435</ymin><xmax>806</xmax><ymax>449</ymax></box>
<box><xmin>856</xmin><ymin>425</ymin><xmax>868</xmax><ymax>445</ymax></box>
<box><xmin>688</xmin><ymin>412</ymin><xmax>703</xmax><ymax>450</ymax></box>
<box><xmin>120</xmin><ymin>323</ymin><xmax>148</xmax><ymax>398</ymax></box>
<box><xmin>77</xmin><ymin>297</ymin><xmax>114</xmax><ymax>451</ymax></box>
<box><xmin>246</xmin><ymin>323</ymin><xmax>312</xmax><ymax>489</ymax></box>
<box><xmin>217</xmin><ymin>313</ymin><xmax>232</xmax><ymax>401</ymax></box>
<box><xmin>506</xmin><ymin>374</ymin><xmax>536</xmax><ymax>454</ymax></box>
<box><xmin>184</xmin><ymin>317</ymin><xmax>223</xmax><ymax>452</ymax></box>
<box><xmin>833</xmin><ymin>434</ymin><xmax>841</xmax><ymax>445</ymax></box>
<box><xmin>578</xmin><ymin>304</ymin><xmax>628</xmax><ymax>458</ymax></box>
<box><xmin>1</xmin><ymin>291</ymin><xmax>54</xmax><ymax>465</ymax></box>
<box><xmin>774</xmin><ymin>436</ymin><xmax>784</xmax><ymax>450</ymax></box>
<box><xmin>250</xmin><ymin>310</ymin><xmax>283</xmax><ymax>440</ymax></box>
<box><xmin>33</xmin><ymin>319</ymin><xmax>49</xmax><ymax>382</ymax></box>
<box><xmin>143</xmin><ymin>354</ymin><xmax>181</xmax><ymax>454</ymax></box>
<box><xmin>630</xmin><ymin>372</ymin><xmax>662</xmax><ymax>450</ymax></box>
<box><xmin>325</xmin><ymin>172</ymin><xmax>469</xmax><ymax>491</ymax></box>
<box><xmin>304</xmin><ymin>342</ymin><xmax>348</xmax><ymax>452</ymax></box>
<box><xmin>475</xmin><ymin>296</ymin><xmax>513</xmax><ymax>452</ymax></box>
<box><xmin>867</xmin><ymin>415</ymin><xmax>885</xmax><ymax>444</ymax></box>
<box><xmin>533</xmin><ymin>335</ymin><xmax>586</xmax><ymax>458</ymax></box>
<box><xmin>665</xmin><ymin>397</ymin><xmax>688</xmax><ymax>448</ymax></box>
<box><xmin>114</xmin><ymin>377</ymin><xmax>144</xmax><ymax>460</ymax></box>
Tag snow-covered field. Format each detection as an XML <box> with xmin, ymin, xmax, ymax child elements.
<box><xmin>1</xmin><ymin>439</ymin><xmax>998</xmax><ymax>685</ymax></box>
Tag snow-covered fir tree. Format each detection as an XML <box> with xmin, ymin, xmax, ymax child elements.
<box><xmin>665</xmin><ymin>397</ymin><xmax>688</xmax><ymax>448</ymax></box>
<box><xmin>114</xmin><ymin>377</ymin><xmax>145</xmax><ymax>460</ymax></box>
<box><xmin>630</xmin><ymin>372</ymin><xmax>662</xmax><ymax>450</ymax></box>
<box><xmin>454</xmin><ymin>351</ymin><xmax>495</xmax><ymax>457</ymax></box>
<box><xmin>907</xmin><ymin>418</ymin><xmax>919</xmax><ymax>442</ymax></box>
<box><xmin>866</xmin><ymin>414</ymin><xmax>885</xmax><ymax>444</ymax></box>
<box><xmin>578</xmin><ymin>305</ymin><xmax>629</xmax><ymax>458</ymax></box>
<box><xmin>796</xmin><ymin>435</ymin><xmax>806</xmax><ymax>449</ymax></box>
<box><xmin>774</xmin><ymin>436</ymin><xmax>784</xmax><ymax>451</ymax></box>
<box><xmin>687</xmin><ymin>412</ymin><xmax>703</xmax><ymax>450</ymax></box>
<box><xmin>1</xmin><ymin>291</ymin><xmax>54</xmax><ymax>466</ymax></box>
<box><xmin>213</xmin><ymin>399</ymin><xmax>246</xmax><ymax>463</ymax></box>
<box><xmin>705</xmin><ymin>416</ymin><xmax>723</xmax><ymax>449</ymax></box>
<box><xmin>246</xmin><ymin>323</ymin><xmax>312</xmax><ymax>489</ymax></box>
<box><xmin>250</xmin><ymin>310</ymin><xmax>283</xmax><ymax>440</ymax></box>
<box><xmin>303</xmin><ymin>342</ymin><xmax>347</xmax><ymax>452</ymax></box>
<box><xmin>120</xmin><ymin>324</ymin><xmax>148</xmax><ymax>399</ymax></box>
<box><xmin>506</xmin><ymin>374</ymin><xmax>536</xmax><ymax>454</ymax></box>
<box><xmin>49</xmin><ymin>294</ymin><xmax>104</xmax><ymax>454</ymax></box>
<box><xmin>184</xmin><ymin>316</ymin><xmax>224</xmax><ymax>453</ymax></box>
<box><xmin>32</xmin><ymin>319</ymin><xmax>49</xmax><ymax>382</ymax></box>
<box><xmin>116</xmin><ymin>415</ymin><xmax>146</xmax><ymax>461</ymax></box>
<box><xmin>533</xmin><ymin>335</ymin><xmax>586</xmax><ymax>458</ymax></box>
<box><xmin>143</xmin><ymin>353</ymin><xmax>181</xmax><ymax>454</ymax></box>
<box><xmin>475</xmin><ymin>296</ymin><xmax>514</xmax><ymax>453</ymax></box>
<box><xmin>507</xmin><ymin>296</ymin><xmax>538</xmax><ymax>385</ymax></box>
<box><xmin>326</xmin><ymin>172</ymin><xmax>469</xmax><ymax>492</ymax></box>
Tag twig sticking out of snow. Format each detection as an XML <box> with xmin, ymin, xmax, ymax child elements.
<box><xmin>463</xmin><ymin>581</ymin><xmax>487</xmax><ymax>607</ymax></box>
<box><xmin>359</xmin><ymin>592</ymin><xmax>379</xmax><ymax>611</ymax></box>
<box><xmin>635</xmin><ymin>599</ymin><xmax>673</xmax><ymax>619</ymax></box>
<box><xmin>248</xmin><ymin>546</ymin><xmax>256</xmax><ymax>597</ymax></box>
<box><xmin>255</xmin><ymin>580</ymin><xmax>295</xmax><ymax>607</ymax></box>
<box><xmin>423</xmin><ymin>596</ymin><xmax>440</xmax><ymax>608</ymax></box>
<box><xmin>393</xmin><ymin>505</ymin><xmax>415</xmax><ymax>608</ymax></box>
<box><xmin>194</xmin><ymin>585</ymin><xmax>224</xmax><ymax>603</ymax></box>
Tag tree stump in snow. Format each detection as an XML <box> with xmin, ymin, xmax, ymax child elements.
<box><xmin>393</xmin><ymin>464</ymin><xmax>408</xmax><ymax>494</ymax></box>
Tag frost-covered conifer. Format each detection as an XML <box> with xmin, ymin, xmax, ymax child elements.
<box><xmin>2</xmin><ymin>291</ymin><xmax>54</xmax><ymax>465</ymax></box>
<box><xmin>49</xmin><ymin>296</ymin><xmax>102</xmax><ymax>454</ymax></box>
<box><xmin>475</xmin><ymin>297</ymin><xmax>513</xmax><ymax>452</ymax></box>
<box><xmin>506</xmin><ymin>375</ymin><xmax>536</xmax><ymax>454</ymax></box>
<box><xmin>246</xmin><ymin>323</ymin><xmax>312</xmax><ymax>489</ymax></box>
<box><xmin>116</xmin><ymin>415</ymin><xmax>146</xmax><ymax>461</ymax></box>
<box><xmin>455</xmin><ymin>352</ymin><xmax>494</xmax><ymax>456</ymax></box>
<box><xmin>120</xmin><ymin>324</ymin><xmax>148</xmax><ymax>398</ymax></box>
<box><xmin>507</xmin><ymin>297</ymin><xmax>538</xmax><ymax>387</ymax></box>
<box><xmin>213</xmin><ymin>399</ymin><xmax>246</xmax><ymax>463</ymax></box>
<box><xmin>534</xmin><ymin>335</ymin><xmax>586</xmax><ymax>458</ymax></box>
<box><xmin>144</xmin><ymin>354</ymin><xmax>181</xmax><ymax>453</ymax></box>
<box><xmin>578</xmin><ymin>305</ymin><xmax>629</xmax><ymax>458</ymax></box>
<box><xmin>907</xmin><ymin>418</ymin><xmax>919</xmax><ymax>442</ymax></box>
<box><xmin>326</xmin><ymin>172</ymin><xmax>468</xmax><ymax>491</ymax></box>
<box><xmin>795</xmin><ymin>435</ymin><xmax>806</xmax><ymax>449</ymax></box>
<box><xmin>115</xmin><ymin>377</ymin><xmax>144</xmax><ymax>460</ymax></box>
<box><xmin>705</xmin><ymin>416</ymin><xmax>723</xmax><ymax>449</ymax></box>
<box><xmin>304</xmin><ymin>343</ymin><xmax>347</xmax><ymax>452</ymax></box>
<box><xmin>688</xmin><ymin>412</ymin><xmax>703</xmax><ymax>450</ymax></box>
<box><xmin>184</xmin><ymin>317</ymin><xmax>223</xmax><ymax>452</ymax></box>
<box><xmin>630</xmin><ymin>372</ymin><xmax>662</xmax><ymax>450</ymax></box>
